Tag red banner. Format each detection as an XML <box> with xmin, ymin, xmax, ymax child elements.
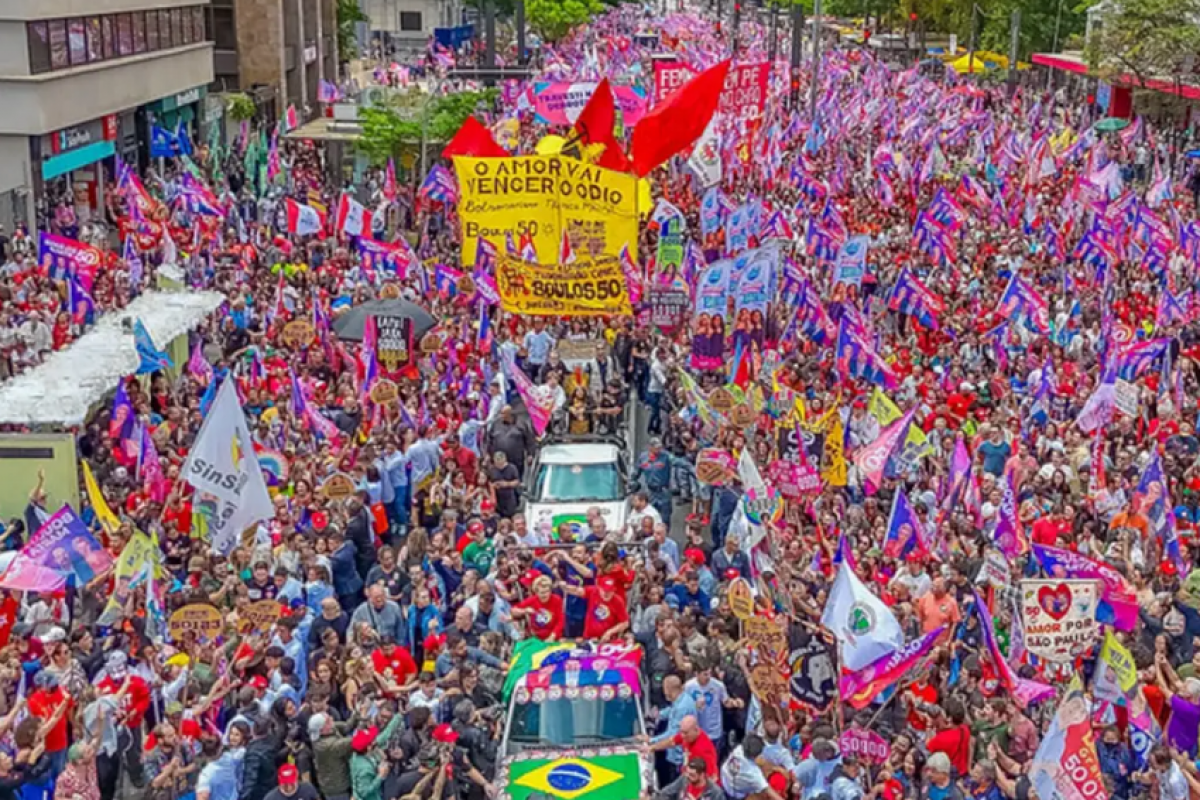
<box><xmin>653</xmin><ymin>60</ymin><xmax>697</xmax><ymax>103</ymax></box>
<box><xmin>720</xmin><ymin>64</ymin><xmax>769</xmax><ymax>122</ymax></box>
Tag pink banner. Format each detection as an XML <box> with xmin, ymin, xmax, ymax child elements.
<box><xmin>767</xmin><ymin>458</ymin><xmax>821</xmax><ymax>499</ymax></box>
<box><xmin>0</xmin><ymin>553</ymin><xmax>68</xmax><ymax>593</ymax></box>
<box><xmin>531</xmin><ymin>82</ymin><xmax>648</xmax><ymax>126</ymax></box>
<box><xmin>839</xmin><ymin>728</ymin><xmax>892</xmax><ymax>765</ymax></box>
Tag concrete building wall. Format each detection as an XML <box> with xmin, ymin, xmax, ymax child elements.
<box><xmin>234</xmin><ymin>0</ymin><xmax>285</xmax><ymax>101</ymax></box>
<box><xmin>0</xmin><ymin>42</ymin><xmax>213</xmax><ymax>135</ymax></box>
<box><xmin>0</xmin><ymin>21</ymin><xmax>29</xmax><ymax>75</ymax></box>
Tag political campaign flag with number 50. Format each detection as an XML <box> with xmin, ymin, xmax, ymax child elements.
<box><xmin>1030</xmin><ymin>677</ymin><xmax>1109</xmax><ymax>800</ymax></box>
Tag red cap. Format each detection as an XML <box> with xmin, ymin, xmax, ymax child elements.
<box><xmin>278</xmin><ymin>765</ymin><xmax>299</xmax><ymax>785</ymax></box>
<box><xmin>481</xmin><ymin>499</ymin><xmax>495</xmax><ymax>512</ymax></box>
<box><xmin>768</xmin><ymin>773</ymin><xmax>789</xmax><ymax>795</ymax></box>
<box><xmin>519</xmin><ymin>568</ymin><xmax>541</xmax><ymax>587</ymax></box>
<box><xmin>468</xmin><ymin>520</ymin><xmax>485</xmax><ymax>534</ymax></box>
<box><xmin>723</xmin><ymin>568</ymin><xmax>741</xmax><ymax>581</ymax></box>
<box><xmin>1162</xmin><ymin>559</ymin><xmax>1179</xmax><ymax>576</ymax></box>
<box><xmin>423</xmin><ymin>633</ymin><xmax>446</xmax><ymax>651</ymax></box>
<box><xmin>432</xmin><ymin>723</ymin><xmax>459</xmax><ymax>744</ymax></box>
<box><xmin>248</xmin><ymin>675</ymin><xmax>269</xmax><ymax>690</ymax></box>
<box><xmin>311</xmin><ymin>511</ymin><xmax>329</xmax><ymax>531</ymax></box>
<box><xmin>683</xmin><ymin>548</ymin><xmax>706</xmax><ymax>565</ymax></box>
<box><xmin>597</xmin><ymin>575</ymin><xmax>618</xmax><ymax>593</ymax></box>
<box><xmin>351</xmin><ymin>726</ymin><xmax>379</xmax><ymax>753</ymax></box>
<box><xmin>904</xmin><ymin>552</ymin><xmax>922</xmax><ymax>563</ymax></box>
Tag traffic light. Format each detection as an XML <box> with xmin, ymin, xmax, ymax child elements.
<box><xmin>909</xmin><ymin>12</ymin><xmax>918</xmax><ymax>21</ymax></box>
<box><xmin>862</xmin><ymin>28</ymin><xmax>871</xmax><ymax>44</ymax></box>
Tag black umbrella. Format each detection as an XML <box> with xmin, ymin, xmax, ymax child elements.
<box><xmin>331</xmin><ymin>299</ymin><xmax>438</xmax><ymax>342</ymax></box>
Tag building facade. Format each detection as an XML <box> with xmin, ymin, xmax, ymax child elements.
<box><xmin>362</xmin><ymin>0</ymin><xmax>461</xmax><ymax>59</ymax></box>
<box><xmin>207</xmin><ymin>0</ymin><xmax>338</xmax><ymax>127</ymax></box>
<box><xmin>0</xmin><ymin>0</ymin><xmax>215</xmax><ymax>231</ymax></box>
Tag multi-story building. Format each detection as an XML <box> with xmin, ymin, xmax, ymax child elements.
<box><xmin>0</xmin><ymin>0</ymin><xmax>215</xmax><ymax>230</ymax></box>
<box><xmin>362</xmin><ymin>0</ymin><xmax>462</xmax><ymax>59</ymax></box>
<box><xmin>206</xmin><ymin>0</ymin><xmax>338</xmax><ymax>127</ymax></box>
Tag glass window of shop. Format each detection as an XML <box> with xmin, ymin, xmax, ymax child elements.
<box><xmin>26</xmin><ymin>6</ymin><xmax>211</xmax><ymax>75</ymax></box>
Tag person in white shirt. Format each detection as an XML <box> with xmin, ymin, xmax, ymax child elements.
<box><xmin>626</xmin><ymin>491</ymin><xmax>663</xmax><ymax>540</ymax></box>
<box><xmin>889</xmin><ymin>556</ymin><xmax>931</xmax><ymax>599</ymax></box>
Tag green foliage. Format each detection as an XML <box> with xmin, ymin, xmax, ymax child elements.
<box><xmin>225</xmin><ymin>93</ymin><xmax>257</xmax><ymax>122</ymax></box>
<box><xmin>355</xmin><ymin>89</ymin><xmax>500</xmax><ymax>166</ymax></box>
<box><xmin>1084</xmin><ymin>0</ymin><xmax>1200</xmax><ymax>89</ymax></box>
<box><xmin>337</xmin><ymin>0</ymin><xmax>368</xmax><ymax>61</ymax></box>
<box><xmin>526</xmin><ymin>0</ymin><xmax>605</xmax><ymax>42</ymax></box>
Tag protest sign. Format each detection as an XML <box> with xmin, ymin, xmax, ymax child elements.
<box><xmin>1020</xmin><ymin>579</ymin><xmax>1099</xmax><ymax>662</ymax></box>
<box><xmin>728</xmin><ymin>578</ymin><xmax>755</xmax><ymax>619</ymax></box>
<box><xmin>531</xmin><ymin>82</ymin><xmax>648</xmax><ymax>126</ymax></box>
<box><xmin>833</xmin><ymin>235</ymin><xmax>870</xmax><ymax>287</ymax></box>
<box><xmin>169</xmin><ymin>604</ymin><xmax>225</xmax><ymax>643</ymax></box>
<box><xmin>1113</xmin><ymin>379</ymin><xmax>1139</xmax><ymax>418</ymax></box>
<box><xmin>696</xmin><ymin>448</ymin><xmax>737</xmax><ymax>485</ymax></box>
<box><xmin>975</xmin><ymin>549</ymin><xmax>1010</xmax><ymax>588</ymax></box>
<box><xmin>238</xmin><ymin>599</ymin><xmax>284</xmax><ymax>635</ymax></box>
<box><xmin>691</xmin><ymin>260</ymin><xmax>731</xmax><ymax>370</ymax></box>
<box><xmin>749</xmin><ymin>662</ymin><xmax>789</xmax><ymax>707</ymax></box>
<box><xmin>496</xmin><ymin>254</ymin><xmax>631</xmax><ymax>316</ymax></box>
<box><xmin>23</xmin><ymin>505</ymin><xmax>113</xmax><ymax>586</ymax></box>
<box><xmin>321</xmin><ymin>472</ymin><xmax>357</xmax><ymax>501</ymax></box>
<box><xmin>375</xmin><ymin>315</ymin><xmax>413</xmax><ymax>370</ymax></box>
<box><xmin>370</xmin><ymin>379</ymin><xmax>400</xmax><ymax>405</ymax></box>
<box><xmin>556</xmin><ymin>340</ymin><xmax>606</xmax><ymax>362</ymax></box>
<box><xmin>654</xmin><ymin>60</ymin><xmax>697</xmax><ymax>101</ymax></box>
<box><xmin>646</xmin><ymin>287</ymin><xmax>689</xmax><ymax>333</ymax></box>
<box><xmin>767</xmin><ymin>459</ymin><xmax>821</xmax><ymax>499</ymax></box>
<box><xmin>839</xmin><ymin>729</ymin><xmax>892</xmax><ymax>765</ymax></box>
<box><xmin>742</xmin><ymin>615</ymin><xmax>788</xmax><ymax>662</ymax></box>
<box><xmin>1030</xmin><ymin>680</ymin><xmax>1108</xmax><ymax>800</ymax></box>
<box><xmin>38</xmin><ymin>232</ymin><xmax>104</xmax><ymax>288</ymax></box>
<box><xmin>707</xmin><ymin>387</ymin><xmax>736</xmax><ymax>413</ymax></box>
<box><xmin>281</xmin><ymin>320</ymin><xmax>315</xmax><ymax>348</ymax></box>
<box><xmin>730</xmin><ymin>403</ymin><xmax>757</xmax><ymax>428</ymax></box>
<box><xmin>454</xmin><ymin>155</ymin><xmax>639</xmax><ymax>267</ymax></box>
<box><xmin>719</xmin><ymin>64</ymin><xmax>769</xmax><ymax>122</ymax></box>
<box><xmin>789</xmin><ymin>637</ymin><xmax>837</xmax><ymax>712</ymax></box>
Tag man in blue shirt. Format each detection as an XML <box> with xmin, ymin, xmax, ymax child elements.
<box><xmin>646</xmin><ymin>677</ymin><xmax>697</xmax><ymax>785</ymax></box>
<box><xmin>637</xmin><ymin>438</ymin><xmax>677</xmax><ymax>528</ymax></box>
<box><xmin>977</xmin><ymin>427</ymin><xmax>1012</xmax><ymax>478</ymax></box>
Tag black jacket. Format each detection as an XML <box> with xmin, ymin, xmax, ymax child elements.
<box><xmin>240</xmin><ymin>738</ymin><xmax>280</xmax><ymax>800</ymax></box>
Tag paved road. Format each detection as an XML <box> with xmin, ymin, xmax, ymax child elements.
<box><xmin>628</xmin><ymin>397</ymin><xmax>692</xmax><ymax>547</ymax></box>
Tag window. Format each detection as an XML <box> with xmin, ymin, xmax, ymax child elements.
<box><xmin>116</xmin><ymin>13</ymin><xmax>133</xmax><ymax>55</ymax></box>
<box><xmin>102</xmin><ymin>15</ymin><xmax>115</xmax><ymax>59</ymax></box>
<box><xmin>27</xmin><ymin>22</ymin><xmax>50</xmax><ymax>74</ymax></box>
<box><xmin>132</xmin><ymin>12</ymin><xmax>146</xmax><ymax>52</ymax></box>
<box><xmin>209</xmin><ymin>6</ymin><xmax>235</xmax><ymax>49</ymax></box>
<box><xmin>193</xmin><ymin>7</ymin><xmax>205</xmax><ymax>42</ymax></box>
<box><xmin>171</xmin><ymin>10</ymin><xmax>183</xmax><ymax>45</ymax></box>
<box><xmin>49</xmin><ymin>19</ymin><xmax>69</xmax><ymax>69</ymax></box>
<box><xmin>399</xmin><ymin>11</ymin><xmax>422</xmax><ymax>31</ymax></box>
<box><xmin>86</xmin><ymin>17</ymin><xmax>102</xmax><ymax>61</ymax></box>
<box><xmin>146</xmin><ymin>10</ymin><xmax>159</xmax><ymax>50</ymax></box>
<box><xmin>68</xmin><ymin>18</ymin><xmax>87</xmax><ymax>64</ymax></box>
<box><xmin>159</xmin><ymin>10</ymin><xmax>173</xmax><ymax>47</ymax></box>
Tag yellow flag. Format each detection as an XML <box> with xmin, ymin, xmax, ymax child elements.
<box><xmin>83</xmin><ymin>460</ymin><xmax>121</xmax><ymax>536</ymax></box>
<box><xmin>823</xmin><ymin>414</ymin><xmax>848</xmax><ymax>487</ymax></box>
<box><xmin>870</xmin><ymin>389</ymin><xmax>932</xmax><ymax>465</ymax></box>
<box><xmin>868</xmin><ymin>388</ymin><xmax>903</xmax><ymax>426</ymax></box>
<box><xmin>1096</xmin><ymin>629</ymin><xmax>1137</xmax><ymax>701</ymax></box>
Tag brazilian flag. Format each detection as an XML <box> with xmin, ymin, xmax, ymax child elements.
<box><xmin>506</xmin><ymin>755</ymin><xmax>642</xmax><ymax>800</ymax></box>
<box><xmin>550</xmin><ymin>513</ymin><xmax>588</xmax><ymax>540</ymax></box>
<box><xmin>502</xmin><ymin>639</ymin><xmax>574</xmax><ymax>701</ymax></box>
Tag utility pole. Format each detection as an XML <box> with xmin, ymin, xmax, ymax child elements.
<box><xmin>967</xmin><ymin>4</ymin><xmax>979</xmax><ymax>75</ymax></box>
<box><xmin>809</xmin><ymin>0</ymin><xmax>821</xmax><ymax>117</ymax></box>
<box><xmin>516</xmin><ymin>0</ymin><xmax>526</xmax><ymax>65</ymax></box>
<box><xmin>1007</xmin><ymin>8</ymin><xmax>1020</xmax><ymax>95</ymax></box>
<box><xmin>732</xmin><ymin>1</ymin><xmax>741</xmax><ymax>56</ymax></box>
<box><xmin>1047</xmin><ymin>0</ymin><xmax>1063</xmax><ymax>89</ymax></box>
<box><xmin>715</xmin><ymin>0</ymin><xmax>723</xmax><ymax>38</ymax></box>
<box><xmin>768</xmin><ymin>2</ymin><xmax>779</xmax><ymax>67</ymax></box>
<box><xmin>789</xmin><ymin>1</ymin><xmax>803</xmax><ymax>110</ymax></box>
<box><xmin>484</xmin><ymin>0</ymin><xmax>496</xmax><ymax>69</ymax></box>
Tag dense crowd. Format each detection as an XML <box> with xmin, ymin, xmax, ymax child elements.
<box><xmin>3</xmin><ymin>7</ymin><xmax>1200</xmax><ymax>800</ymax></box>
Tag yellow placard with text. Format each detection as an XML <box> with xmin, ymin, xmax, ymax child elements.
<box><xmin>496</xmin><ymin>254</ymin><xmax>632</xmax><ymax>317</ymax></box>
<box><xmin>454</xmin><ymin>155</ymin><xmax>639</xmax><ymax>267</ymax></box>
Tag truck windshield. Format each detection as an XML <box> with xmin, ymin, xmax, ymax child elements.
<box><xmin>508</xmin><ymin>695</ymin><xmax>640</xmax><ymax>749</ymax></box>
<box><xmin>533</xmin><ymin>463</ymin><xmax>621</xmax><ymax>503</ymax></box>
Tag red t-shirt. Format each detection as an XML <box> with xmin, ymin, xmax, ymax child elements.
<box><xmin>371</xmin><ymin>646</ymin><xmax>418</xmax><ymax>684</ymax></box>
<box><xmin>1031</xmin><ymin>518</ymin><xmax>1068</xmax><ymax>546</ymax></box>
<box><xmin>28</xmin><ymin>687</ymin><xmax>72</xmax><ymax>752</ymax></box>
<box><xmin>927</xmin><ymin>724</ymin><xmax>972</xmax><ymax>776</ymax></box>
<box><xmin>582</xmin><ymin>587</ymin><xmax>628</xmax><ymax>639</ymax></box>
<box><xmin>673</xmin><ymin>730</ymin><xmax>719</xmax><ymax>777</ymax></box>
<box><xmin>516</xmin><ymin>594</ymin><xmax>565</xmax><ymax>640</ymax></box>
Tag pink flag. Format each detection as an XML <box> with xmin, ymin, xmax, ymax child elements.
<box><xmin>502</xmin><ymin>354</ymin><xmax>554</xmax><ymax>437</ymax></box>
<box><xmin>852</xmin><ymin>410</ymin><xmax>912</xmax><ymax>493</ymax></box>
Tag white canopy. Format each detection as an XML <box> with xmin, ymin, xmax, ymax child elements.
<box><xmin>0</xmin><ymin>290</ymin><xmax>225</xmax><ymax>427</ymax></box>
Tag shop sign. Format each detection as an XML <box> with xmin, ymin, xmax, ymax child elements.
<box><xmin>175</xmin><ymin>88</ymin><xmax>202</xmax><ymax>107</ymax></box>
<box><xmin>304</xmin><ymin>45</ymin><xmax>318</xmax><ymax>64</ymax></box>
<box><xmin>51</xmin><ymin>116</ymin><xmax>114</xmax><ymax>155</ymax></box>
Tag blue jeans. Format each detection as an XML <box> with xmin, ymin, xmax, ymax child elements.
<box><xmin>390</xmin><ymin>483</ymin><xmax>411</xmax><ymax>529</ymax></box>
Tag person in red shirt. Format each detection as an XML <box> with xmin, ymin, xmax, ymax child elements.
<box><xmin>1031</xmin><ymin>510</ymin><xmax>1070</xmax><ymax>546</ymax></box>
<box><xmin>563</xmin><ymin>575</ymin><xmax>629</xmax><ymax>640</ymax></box>
<box><xmin>511</xmin><ymin>575</ymin><xmax>565</xmax><ymax>641</ymax></box>
<box><xmin>926</xmin><ymin>699</ymin><xmax>972</xmax><ymax>776</ymax></box>
<box><xmin>27</xmin><ymin>671</ymin><xmax>72</xmax><ymax>771</ymax></box>
<box><xmin>96</xmin><ymin>651</ymin><xmax>151</xmax><ymax>729</ymax></box>
<box><xmin>370</xmin><ymin>634</ymin><xmax>418</xmax><ymax>692</ymax></box>
<box><xmin>674</xmin><ymin>717</ymin><xmax>719</xmax><ymax>778</ymax></box>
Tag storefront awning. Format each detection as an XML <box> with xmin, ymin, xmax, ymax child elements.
<box><xmin>1033</xmin><ymin>52</ymin><xmax>1200</xmax><ymax>100</ymax></box>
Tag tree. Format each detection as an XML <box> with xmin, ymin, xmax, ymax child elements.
<box><xmin>1084</xmin><ymin>0</ymin><xmax>1200</xmax><ymax>92</ymax></box>
<box><xmin>526</xmin><ymin>0</ymin><xmax>605</xmax><ymax>43</ymax></box>
<box><xmin>337</xmin><ymin>0</ymin><xmax>368</xmax><ymax>62</ymax></box>
<box><xmin>355</xmin><ymin>89</ymin><xmax>500</xmax><ymax>166</ymax></box>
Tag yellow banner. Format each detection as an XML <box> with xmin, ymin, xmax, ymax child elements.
<box><xmin>98</xmin><ymin>530</ymin><xmax>162</xmax><ymax>625</ymax></box>
<box><xmin>496</xmin><ymin>254</ymin><xmax>632</xmax><ymax>317</ymax></box>
<box><xmin>83</xmin><ymin>460</ymin><xmax>120</xmax><ymax>536</ymax></box>
<box><xmin>454</xmin><ymin>155</ymin><xmax>639</xmax><ymax>267</ymax></box>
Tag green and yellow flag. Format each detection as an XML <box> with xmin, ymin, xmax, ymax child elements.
<box><xmin>506</xmin><ymin>755</ymin><xmax>643</xmax><ymax>800</ymax></box>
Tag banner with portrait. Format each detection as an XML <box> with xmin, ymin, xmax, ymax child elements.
<box><xmin>495</xmin><ymin>254</ymin><xmax>632</xmax><ymax>317</ymax></box>
<box><xmin>690</xmin><ymin>259</ymin><xmax>731</xmax><ymax>370</ymax></box>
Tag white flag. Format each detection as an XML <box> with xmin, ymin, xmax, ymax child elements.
<box><xmin>687</xmin><ymin>116</ymin><xmax>722</xmax><ymax>189</ymax></box>
<box><xmin>821</xmin><ymin>559</ymin><xmax>904</xmax><ymax>671</ymax></box>
<box><xmin>336</xmin><ymin>193</ymin><xmax>372</xmax><ymax>237</ymax></box>
<box><xmin>182</xmin><ymin>379</ymin><xmax>274</xmax><ymax>554</ymax></box>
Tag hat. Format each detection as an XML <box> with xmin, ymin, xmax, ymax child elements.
<box><xmin>432</xmin><ymin>723</ymin><xmax>459</xmax><ymax>744</ymax></box>
<box><xmin>34</xmin><ymin>670</ymin><xmax>59</xmax><ymax>689</ymax></box>
<box><xmin>308</xmin><ymin>713</ymin><xmax>330</xmax><ymax>740</ymax></box>
<box><xmin>926</xmin><ymin>753</ymin><xmax>953</xmax><ymax>774</ymax></box>
<box><xmin>723</xmin><ymin>568</ymin><xmax>740</xmax><ymax>581</ymax></box>
<box><xmin>1161</xmin><ymin>559</ymin><xmax>1179</xmax><ymax>576</ymax></box>
<box><xmin>311</xmin><ymin>511</ymin><xmax>329</xmax><ymax>531</ymax></box>
<box><xmin>684</xmin><ymin>548</ymin><xmax>706</xmax><ymax>565</ymax></box>
<box><xmin>278</xmin><ymin>765</ymin><xmax>299</xmax><ymax>785</ymax></box>
<box><xmin>905</xmin><ymin>552</ymin><xmax>923</xmax><ymax>564</ymax></box>
<box><xmin>468</xmin><ymin>520</ymin><xmax>485</xmax><ymax>535</ymax></box>
<box><xmin>106</xmin><ymin>651</ymin><xmax>129</xmax><ymax>676</ymax></box>
<box><xmin>40</xmin><ymin>626</ymin><xmax>66</xmax><ymax>644</ymax></box>
<box><xmin>188</xmin><ymin>556</ymin><xmax>207</xmax><ymax>572</ymax></box>
<box><xmin>596</xmin><ymin>575</ymin><xmax>617</xmax><ymax>593</ymax></box>
<box><xmin>519</xmin><ymin>568</ymin><xmax>541</xmax><ymax>587</ymax></box>
<box><xmin>480</xmin><ymin>499</ymin><xmax>495</xmax><ymax>512</ymax></box>
<box><xmin>248</xmin><ymin>675</ymin><xmax>269</xmax><ymax>690</ymax></box>
<box><xmin>351</xmin><ymin>726</ymin><xmax>379</xmax><ymax>753</ymax></box>
<box><xmin>423</xmin><ymin>633</ymin><xmax>446</xmax><ymax>652</ymax></box>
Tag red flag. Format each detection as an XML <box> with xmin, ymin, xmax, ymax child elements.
<box><xmin>442</xmin><ymin>116</ymin><xmax>508</xmax><ymax>159</ymax></box>
<box><xmin>335</xmin><ymin>194</ymin><xmax>373</xmax><ymax>237</ymax></box>
<box><xmin>574</xmin><ymin>78</ymin><xmax>631</xmax><ymax>172</ymax></box>
<box><xmin>631</xmin><ymin>60</ymin><xmax>731</xmax><ymax>177</ymax></box>
<box><xmin>383</xmin><ymin>158</ymin><xmax>397</xmax><ymax>202</ymax></box>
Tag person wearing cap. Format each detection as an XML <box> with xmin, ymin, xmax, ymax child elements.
<box><xmin>264</xmin><ymin>764</ymin><xmax>319</xmax><ymax>800</ymax></box>
<box><xmin>560</xmin><ymin>573</ymin><xmax>630</xmax><ymax>641</ymax></box>
<box><xmin>654</xmin><ymin>756</ymin><xmax>727</xmax><ymax>800</ymax></box>
<box><xmin>349</xmin><ymin>708</ymin><xmax>404</xmax><ymax>800</ymax></box>
<box><xmin>310</xmin><ymin>710</ymin><xmax>362</xmax><ymax>800</ymax></box>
